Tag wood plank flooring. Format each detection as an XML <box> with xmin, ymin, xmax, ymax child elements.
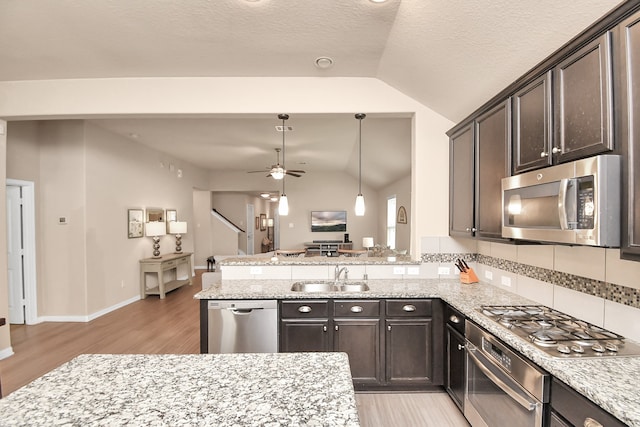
<box><xmin>0</xmin><ymin>270</ymin><xmax>469</xmax><ymax>426</ymax></box>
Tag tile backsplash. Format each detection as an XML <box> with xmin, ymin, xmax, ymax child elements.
<box><xmin>421</xmin><ymin>236</ymin><xmax>640</xmax><ymax>341</ymax></box>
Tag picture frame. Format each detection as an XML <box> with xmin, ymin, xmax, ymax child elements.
<box><xmin>146</xmin><ymin>207</ymin><xmax>164</xmax><ymax>223</ymax></box>
<box><xmin>255</xmin><ymin>216</ymin><xmax>260</xmax><ymax>230</ymax></box>
<box><xmin>260</xmin><ymin>214</ymin><xmax>267</xmax><ymax>231</ymax></box>
<box><xmin>166</xmin><ymin>209</ymin><xmax>177</xmax><ymax>233</ymax></box>
<box><xmin>128</xmin><ymin>209</ymin><xmax>144</xmax><ymax>238</ymax></box>
<box><xmin>397</xmin><ymin>206</ymin><xmax>407</xmax><ymax>224</ymax></box>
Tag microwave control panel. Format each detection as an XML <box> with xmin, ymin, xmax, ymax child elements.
<box><xmin>576</xmin><ymin>175</ymin><xmax>595</xmax><ymax>229</ymax></box>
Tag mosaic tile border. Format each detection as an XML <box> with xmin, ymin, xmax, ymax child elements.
<box><xmin>421</xmin><ymin>252</ymin><xmax>640</xmax><ymax>309</ymax></box>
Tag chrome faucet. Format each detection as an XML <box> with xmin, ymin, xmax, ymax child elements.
<box><xmin>335</xmin><ymin>265</ymin><xmax>349</xmax><ymax>282</ymax></box>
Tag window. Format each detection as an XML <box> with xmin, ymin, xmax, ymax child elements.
<box><xmin>387</xmin><ymin>196</ymin><xmax>396</xmax><ymax>249</ymax></box>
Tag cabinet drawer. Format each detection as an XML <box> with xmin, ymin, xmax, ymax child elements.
<box><xmin>280</xmin><ymin>300</ymin><xmax>328</xmax><ymax>319</ymax></box>
<box><xmin>162</xmin><ymin>260</ymin><xmax>177</xmax><ymax>269</ymax></box>
<box><xmin>334</xmin><ymin>300</ymin><xmax>380</xmax><ymax>317</ymax></box>
<box><xmin>386</xmin><ymin>300</ymin><xmax>432</xmax><ymax>317</ymax></box>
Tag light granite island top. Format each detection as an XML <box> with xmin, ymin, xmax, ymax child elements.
<box><xmin>0</xmin><ymin>353</ymin><xmax>360</xmax><ymax>427</ymax></box>
<box><xmin>196</xmin><ymin>278</ymin><xmax>640</xmax><ymax>426</ymax></box>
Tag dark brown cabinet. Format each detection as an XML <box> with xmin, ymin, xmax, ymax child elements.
<box><xmin>512</xmin><ymin>71</ymin><xmax>553</xmax><ymax>174</ymax></box>
<box><xmin>444</xmin><ymin>304</ymin><xmax>466</xmax><ymax>412</ymax></box>
<box><xmin>333</xmin><ymin>300</ymin><xmax>382</xmax><ymax>387</ymax></box>
<box><xmin>618</xmin><ymin>11</ymin><xmax>640</xmax><ymax>260</ymax></box>
<box><xmin>279</xmin><ymin>300</ymin><xmax>330</xmax><ymax>352</ymax></box>
<box><xmin>554</xmin><ymin>32</ymin><xmax>614</xmax><ymax>163</ymax></box>
<box><xmin>475</xmin><ymin>99</ymin><xmax>511</xmax><ymax>239</ymax></box>
<box><xmin>385</xmin><ymin>300</ymin><xmax>435</xmax><ymax>388</ymax></box>
<box><xmin>551</xmin><ymin>378</ymin><xmax>627</xmax><ymax>427</ymax></box>
<box><xmin>449</xmin><ymin>122</ymin><xmax>476</xmax><ymax>237</ymax></box>
<box><xmin>449</xmin><ymin>98</ymin><xmax>511</xmax><ymax>240</ymax></box>
<box><xmin>279</xmin><ymin>298</ymin><xmax>442</xmax><ymax>391</ymax></box>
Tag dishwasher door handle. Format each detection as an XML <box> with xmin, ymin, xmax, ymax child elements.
<box><xmin>228</xmin><ymin>308</ymin><xmax>262</xmax><ymax>315</ymax></box>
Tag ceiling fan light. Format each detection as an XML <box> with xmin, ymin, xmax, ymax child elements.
<box><xmin>279</xmin><ymin>194</ymin><xmax>289</xmax><ymax>216</ymax></box>
<box><xmin>271</xmin><ymin>167</ymin><xmax>285</xmax><ymax>180</ymax></box>
<box><xmin>355</xmin><ymin>194</ymin><xmax>366</xmax><ymax>216</ymax></box>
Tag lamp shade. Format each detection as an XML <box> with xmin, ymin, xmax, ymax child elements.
<box><xmin>169</xmin><ymin>221</ymin><xmax>187</xmax><ymax>235</ymax></box>
<box><xmin>362</xmin><ymin>237</ymin><xmax>374</xmax><ymax>248</ymax></box>
<box><xmin>145</xmin><ymin>221</ymin><xmax>166</xmax><ymax>237</ymax></box>
<box><xmin>355</xmin><ymin>194</ymin><xmax>366</xmax><ymax>216</ymax></box>
<box><xmin>279</xmin><ymin>194</ymin><xmax>289</xmax><ymax>216</ymax></box>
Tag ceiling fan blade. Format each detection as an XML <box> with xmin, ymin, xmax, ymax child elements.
<box><xmin>247</xmin><ymin>170</ymin><xmax>269</xmax><ymax>173</ymax></box>
<box><xmin>286</xmin><ymin>172</ymin><xmax>302</xmax><ymax>177</ymax></box>
<box><xmin>286</xmin><ymin>169</ymin><xmax>306</xmax><ymax>173</ymax></box>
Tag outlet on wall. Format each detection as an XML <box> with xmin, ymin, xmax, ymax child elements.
<box><xmin>485</xmin><ymin>270</ymin><xmax>493</xmax><ymax>280</ymax></box>
<box><xmin>250</xmin><ymin>266</ymin><xmax>263</xmax><ymax>275</ymax></box>
<box><xmin>501</xmin><ymin>276</ymin><xmax>512</xmax><ymax>287</ymax></box>
<box><xmin>438</xmin><ymin>266</ymin><xmax>450</xmax><ymax>275</ymax></box>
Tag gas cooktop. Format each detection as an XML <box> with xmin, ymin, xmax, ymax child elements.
<box><xmin>479</xmin><ymin>305</ymin><xmax>640</xmax><ymax>358</ymax></box>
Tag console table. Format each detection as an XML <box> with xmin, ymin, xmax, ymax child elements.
<box><xmin>139</xmin><ymin>252</ymin><xmax>192</xmax><ymax>299</ymax></box>
<box><xmin>304</xmin><ymin>242</ymin><xmax>352</xmax><ymax>257</ymax></box>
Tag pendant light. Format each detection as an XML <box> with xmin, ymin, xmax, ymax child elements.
<box><xmin>278</xmin><ymin>114</ymin><xmax>290</xmax><ymax>216</ymax></box>
<box><xmin>355</xmin><ymin>113</ymin><xmax>366</xmax><ymax>216</ymax></box>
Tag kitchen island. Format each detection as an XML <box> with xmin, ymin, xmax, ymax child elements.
<box><xmin>197</xmin><ymin>279</ymin><xmax>640</xmax><ymax>427</ymax></box>
<box><xmin>0</xmin><ymin>352</ymin><xmax>359</xmax><ymax>426</ymax></box>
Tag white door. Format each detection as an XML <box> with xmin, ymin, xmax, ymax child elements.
<box><xmin>246</xmin><ymin>204</ymin><xmax>255</xmax><ymax>255</ymax></box>
<box><xmin>7</xmin><ymin>185</ymin><xmax>25</xmax><ymax>324</ymax></box>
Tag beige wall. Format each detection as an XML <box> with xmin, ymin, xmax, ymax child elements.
<box><xmin>193</xmin><ymin>190</ymin><xmax>214</xmax><ymax>267</ymax></box>
<box><xmin>378</xmin><ymin>174</ymin><xmax>411</xmax><ymax>252</ymax></box>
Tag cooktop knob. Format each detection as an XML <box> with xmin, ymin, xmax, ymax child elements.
<box><xmin>592</xmin><ymin>343</ymin><xmax>606</xmax><ymax>353</ymax></box>
<box><xmin>570</xmin><ymin>344</ymin><xmax>584</xmax><ymax>354</ymax></box>
<box><xmin>605</xmin><ymin>342</ymin><xmax>619</xmax><ymax>352</ymax></box>
<box><xmin>557</xmin><ymin>344</ymin><xmax>571</xmax><ymax>354</ymax></box>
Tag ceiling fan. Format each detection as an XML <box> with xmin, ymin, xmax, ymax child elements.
<box><xmin>247</xmin><ymin>148</ymin><xmax>306</xmax><ymax>178</ymax></box>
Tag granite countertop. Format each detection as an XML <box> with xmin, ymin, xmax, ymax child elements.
<box><xmin>0</xmin><ymin>353</ymin><xmax>360</xmax><ymax>427</ymax></box>
<box><xmin>196</xmin><ymin>279</ymin><xmax>640</xmax><ymax>427</ymax></box>
<box><xmin>219</xmin><ymin>255</ymin><xmax>419</xmax><ymax>266</ymax></box>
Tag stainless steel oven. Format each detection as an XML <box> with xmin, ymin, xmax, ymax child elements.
<box><xmin>465</xmin><ymin>322</ymin><xmax>549</xmax><ymax>427</ymax></box>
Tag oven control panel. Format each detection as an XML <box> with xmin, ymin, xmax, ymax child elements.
<box><xmin>482</xmin><ymin>337</ymin><xmax>512</xmax><ymax>372</ymax></box>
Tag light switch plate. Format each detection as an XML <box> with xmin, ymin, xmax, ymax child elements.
<box><xmin>407</xmin><ymin>267</ymin><xmax>420</xmax><ymax>275</ymax></box>
<box><xmin>249</xmin><ymin>266</ymin><xmax>262</xmax><ymax>275</ymax></box>
<box><xmin>501</xmin><ymin>276</ymin><xmax>512</xmax><ymax>287</ymax></box>
<box><xmin>485</xmin><ymin>270</ymin><xmax>493</xmax><ymax>280</ymax></box>
<box><xmin>393</xmin><ymin>266</ymin><xmax>405</xmax><ymax>275</ymax></box>
<box><xmin>438</xmin><ymin>267</ymin><xmax>450</xmax><ymax>275</ymax></box>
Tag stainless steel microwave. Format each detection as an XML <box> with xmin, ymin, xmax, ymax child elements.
<box><xmin>501</xmin><ymin>155</ymin><xmax>621</xmax><ymax>247</ymax></box>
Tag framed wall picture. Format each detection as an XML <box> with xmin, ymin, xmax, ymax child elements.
<box><xmin>255</xmin><ymin>216</ymin><xmax>260</xmax><ymax>230</ymax></box>
<box><xmin>166</xmin><ymin>209</ymin><xmax>177</xmax><ymax>233</ymax></box>
<box><xmin>260</xmin><ymin>214</ymin><xmax>267</xmax><ymax>231</ymax></box>
<box><xmin>146</xmin><ymin>207</ymin><xmax>164</xmax><ymax>223</ymax></box>
<box><xmin>397</xmin><ymin>206</ymin><xmax>407</xmax><ymax>224</ymax></box>
<box><xmin>128</xmin><ymin>209</ymin><xmax>144</xmax><ymax>238</ymax></box>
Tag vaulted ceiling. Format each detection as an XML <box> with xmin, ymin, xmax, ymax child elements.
<box><xmin>0</xmin><ymin>0</ymin><xmax>621</xmax><ymax>188</ymax></box>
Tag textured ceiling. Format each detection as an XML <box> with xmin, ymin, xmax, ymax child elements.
<box><xmin>0</xmin><ymin>0</ymin><xmax>623</xmax><ymax>187</ymax></box>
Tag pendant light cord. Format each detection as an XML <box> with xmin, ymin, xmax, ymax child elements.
<box><xmin>355</xmin><ymin>113</ymin><xmax>366</xmax><ymax>195</ymax></box>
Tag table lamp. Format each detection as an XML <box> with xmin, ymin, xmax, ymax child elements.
<box><xmin>145</xmin><ymin>222</ymin><xmax>166</xmax><ymax>258</ymax></box>
<box><xmin>169</xmin><ymin>221</ymin><xmax>187</xmax><ymax>254</ymax></box>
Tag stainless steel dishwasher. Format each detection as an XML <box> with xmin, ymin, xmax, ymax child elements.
<box><xmin>207</xmin><ymin>300</ymin><xmax>278</xmax><ymax>353</ymax></box>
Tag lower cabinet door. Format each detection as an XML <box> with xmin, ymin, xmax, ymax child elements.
<box><xmin>446</xmin><ymin>325</ymin><xmax>465</xmax><ymax>411</ymax></box>
<box><xmin>385</xmin><ymin>319</ymin><xmax>433</xmax><ymax>387</ymax></box>
<box><xmin>280</xmin><ymin>321</ymin><xmax>330</xmax><ymax>352</ymax></box>
<box><xmin>333</xmin><ymin>319</ymin><xmax>382</xmax><ymax>387</ymax></box>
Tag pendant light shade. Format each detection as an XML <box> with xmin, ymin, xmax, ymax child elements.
<box><xmin>278</xmin><ymin>114</ymin><xmax>290</xmax><ymax>216</ymax></box>
<box><xmin>355</xmin><ymin>113</ymin><xmax>366</xmax><ymax>216</ymax></box>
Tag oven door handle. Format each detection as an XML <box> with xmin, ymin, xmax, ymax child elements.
<box><xmin>467</xmin><ymin>347</ymin><xmax>537</xmax><ymax>411</ymax></box>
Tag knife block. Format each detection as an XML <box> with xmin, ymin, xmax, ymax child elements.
<box><xmin>460</xmin><ymin>268</ymin><xmax>479</xmax><ymax>284</ymax></box>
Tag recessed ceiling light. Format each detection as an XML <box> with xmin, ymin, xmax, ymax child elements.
<box><xmin>369</xmin><ymin>0</ymin><xmax>388</xmax><ymax>3</ymax></box>
<box><xmin>314</xmin><ymin>57</ymin><xmax>334</xmax><ymax>69</ymax></box>
<box><xmin>270</xmin><ymin>197</ymin><xmax>278</xmax><ymax>202</ymax></box>
<box><xmin>261</xmin><ymin>193</ymin><xmax>270</xmax><ymax>199</ymax></box>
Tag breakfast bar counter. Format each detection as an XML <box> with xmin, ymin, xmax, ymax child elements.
<box><xmin>0</xmin><ymin>353</ymin><xmax>360</xmax><ymax>426</ymax></box>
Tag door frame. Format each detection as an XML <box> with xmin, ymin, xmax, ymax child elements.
<box><xmin>6</xmin><ymin>179</ymin><xmax>38</xmax><ymax>324</ymax></box>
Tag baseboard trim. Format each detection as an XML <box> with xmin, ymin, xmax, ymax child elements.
<box><xmin>38</xmin><ymin>295</ymin><xmax>141</xmax><ymax>323</ymax></box>
<box><xmin>0</xmin><ymin>346</ymin><xmax>15</xmax><ymax>360</ymax></box>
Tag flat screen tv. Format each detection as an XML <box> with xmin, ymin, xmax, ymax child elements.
<box><xmin>311</xmin><ymin>211</ymin><xmax>347</xmax><ymax>232</ymax></box>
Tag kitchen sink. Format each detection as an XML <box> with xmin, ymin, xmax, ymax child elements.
<box><xmin>290</xmin><ymin>281</ymin><xmax>369</xmax><ymax>292</ymax></box>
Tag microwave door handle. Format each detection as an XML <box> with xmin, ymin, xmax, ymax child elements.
<box><xmin>558</xmin><ymin>178</ymin><xmax>570</xmax><ymax>230</ymax></box>
<box><xmin>467</xmin><ymin>347</ymin><xmax>537</xmax><ymax>411</ymax></box>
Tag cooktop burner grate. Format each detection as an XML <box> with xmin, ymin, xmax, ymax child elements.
<box><xmin>479</xmin><ymin>304</ymin><xmax>640</xmax><ymax>358</ymax></box>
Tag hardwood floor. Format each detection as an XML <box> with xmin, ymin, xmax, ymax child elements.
<box><xmin>0</xmin><ymin>270</ymin><xmax>469</xmax><ymax>426</ymax></box>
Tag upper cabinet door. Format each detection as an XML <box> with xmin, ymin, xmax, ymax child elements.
<box><xmin>475</xmin><ymin>99</ymin><xmax>511</xmax><ymax>240</ymax></box>
<box><xmin>513</xmin><ymin>71</ymin><xmax>553</xmax><ymax>174</ymax></box>
<box><xmin>618</xmin><ymin>12</ymin><xmax>640</xmax><ymax>260</ymax></box>
<box><xmin>449</xmin><ymin>122</ymin><xmax>475</xmax><ymax>237</ymax></box>
<box><xmin>554</xmin><ymin>32</ymin><xmax>614</xmax><ymax>162</ymax></box>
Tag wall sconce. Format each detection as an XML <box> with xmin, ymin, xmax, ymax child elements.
<box><xmin>145</xmin><ymin>222</ymin><xmax>167</xmax><ymax>258</ymax></box>
<box><xmin>169</xmin><ymin>221</ymin><xmax>187</xmax><ymax>254</ymax></box>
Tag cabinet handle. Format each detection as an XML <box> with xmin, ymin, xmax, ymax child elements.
<box><xmin>465</xmin><ymin>227</ymin><xmax>476</xmax><ymax>233</ymax></box>
<box><xmin>388</xmin><ymin>325</ymin><xmax>392</xmax><ymax>331</ymax></box>
<box><xmin>350</xmin><ymin>305</ymin><xmax>364</xmax><ymax>313</ymax></box>
<box><xmin>540</xmin><ymin>151</ymin><xmax>548</xmax><ymax>158</ymax></box>
<box><xmin>323</xmin><ymin>325</ymin><xmax>327</xmax><ymax>332</ymax></box>
<box><xmin>402</xmin><ymin>304</ymin><xmax>416</xmax><ymax>312</ymax></box>
<box><xmin>551</xmin><ymin>146</ymin><xmax>561</xmax><ymax>154</ymax></box>
<box><xmin>583</xmin><ymin>418</ymin><xmax>603</xmax><ymax>427</ymax></box>
<box><xmin>449</xmin><ymin>315</ymin><xmax>460</xmax><ymax>323</ymax></box>
<box><xmin>335</xmin><ymin>325</ymin><xmax>339</xmax><ymax>331</ymax></box>
<box><xmin>457</xmin><ymin>344</ymin><xmax>465</xmax><ymax>351</ymax></box>
<box><xmin>298</xmin><ymin>305</ymin><xmax>312</xmax><ymax>313</ymax></box>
